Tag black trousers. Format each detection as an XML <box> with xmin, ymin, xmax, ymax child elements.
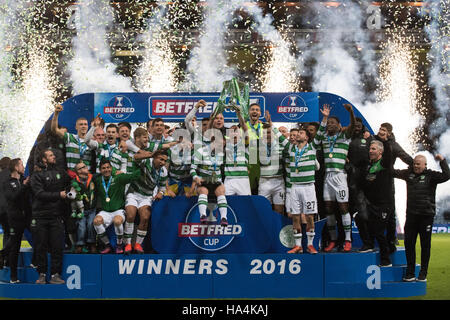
<box><xmin>348</xmin><ymin>167</ymin><xmax>371</xmax><ymax>247</ymax></box>
<box><xmin>3</xmin><ymin>221</ymin><xmax>26</xmax><ymax>279</ymax></box>
<box><xmin>31</xmin><ymin>217</ymin><xmax>65</xmax><ymax>275</ymax></box>
<box><xmin>367</xmin><ymin>204</ymin><xmax>392</xmax><ymax>265</ymax></box>
<box><xmin>404</xmin><ymin>214</ymin><xmax>434</xmax><ymax>276</ymax></box>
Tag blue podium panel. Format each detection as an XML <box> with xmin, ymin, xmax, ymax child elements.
<box><xmin>212</xmin><ymin>254</ymin><xmax>324</xmax><ymax>299</ymax></box>
<box><xmin>101</xmin><ymin>254</ymin><xmax>215</xmax><ymax>299</ymax></box>
<box><xmin>0</xmin><ymin>252</ymin><xmax>102</xmax><ymax>299</ymax></box>
<box><xmin>324</xmin><ymin>252</ymin><xmax>378</xmax><ymax>284</ymax></box>
<box><xmin>325</xmin><ymin>281</ymin><xmax>427</xmax><ymax>298</ymax></box>
<box><xmin>99</xmin><ymin>254</ymin><xmax>323</xmax><ymax>299</ymax></box>
<box><xmin>150</xmin><ymin>196</ymin><xmax>307</xmax><ymax>254</ymax></box>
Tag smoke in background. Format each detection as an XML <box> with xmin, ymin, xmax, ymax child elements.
<box><xmin>68</xmin><ymin>0</ymin><xmax>133</xmax><ymax>94</ymax></box>
<box><xmin>136</xmin><ymin>4</ymin><xmax>179</xmax><ymax>92</ymax></box>
<box><xmin>423</xmin><ymin>0</ymin><xmax>450</xmax><ymax>211</ymax></box>
<box><xmin>245</xmin><ymin>3</ymin><xmax>297</xmax><ymax>92</ymax></box>
<box><xmin>0</xmin><ymin>1</ymin><xmax>58</xmax><ymax>163</ymax></box>
<box><xmin>183</xmin><ymin>0</ymin><xmax>241</xmax><ymax>92</ymax></box>
<box><xmin>425</xmin><ymin>0</ymin><xmax>450</xmax><ymax>156</ymax></box>
<box><xmin>297</xmin><ymin>2</ymin><xmax>377</xmax><ymax>106</ymax></box>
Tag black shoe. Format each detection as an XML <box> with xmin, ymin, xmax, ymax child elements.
<box><xmin>0</xmin><ymin>251</ymin><xmax>4</xmax><ymax>270</ymax></box>
<box><xmin>417</xmin><ymin>270</ymin><xmax>427</xmax><ymax>282</ymax></box>
<box><xmin>402</xmin><ymin>274</ymin><xmax>416</xmax><ymax>282</ymax></box>
<box><xmin>220</xmin><ymin>217</ymin><xmax>228</xmax><ymax>226</ymax></box>
<box><xmin>10</xmin><ymin>278</ymin><xmax>20</xmax><ymax>284</ymax></box>
<box><xmin>379</xmin><ymin>260</ymin><xmax>392</xmax><ymax>267</ymax></box>
<box><xmin>358</xmin><ymin>245</ymin><xmax>374</xmax><ymax>253</ymax></box>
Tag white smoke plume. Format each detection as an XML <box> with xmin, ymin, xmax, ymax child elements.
<box><xmin>136</xmin><ymin>5</ymin><xmax>178</xmax><ymax>92</ymax></box>
<box><xmin>0</xmin><ymin>1</ymin><xmax>57</xmax><ymax>163</ymax></box>
<box><xmin>183</xmin><ymin>0</ymin><xmax>242</xmax><ymax>92</ymax></box>
<box><xmin>68</xmin><ymin>0</ymin><xmax>133</xmax><ymax>94</ymax></box>
<box><xmin>245</xmin><ymin>3</ymin><xmax>297</xmax><ymax>92</ymax></box>
<box><xmin>423</xmin><ymin>0</ymin><xmax>450</xmax><ymax>214</ymax></box>
<box><xmin>297</xmin><ymin>2</ymin><xmax>377</xmax><ymax>106</ymax></box>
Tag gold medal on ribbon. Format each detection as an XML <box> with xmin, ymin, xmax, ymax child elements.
<box><xmin>329</xmin><ymin>153</ymin><xmax>333</xmax><ymax>158</ymax></box>
<box><xmin>106</xmin><ymin>197</ymin><xmax>111</xmax><ymax>203</ymax></box>
<box><xmin>295</xmin><ymin>168</ymin><xmax>299</xmax><ymax>173</ymax></box>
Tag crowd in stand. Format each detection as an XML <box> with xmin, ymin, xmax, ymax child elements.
<box><xmin>0</xmin><ymin>100</ymin><xmax>448</xmax><ymax>284</ymax></box>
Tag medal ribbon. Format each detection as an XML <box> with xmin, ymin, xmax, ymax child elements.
<box><xmin>327</xmin><ymin>134</ymin><xmax>338</xmax><ymax>157</ymax></box>
<box><xmin>101</xmin><ymin>176</ymin><xmax>112</xmax><ymax>200</ymax></box>
<box><xmin>106</xmin><ymin>143</ymin><xmax>116</xmax><ymax>160</ymax></box>
<box><xmin>78</xmin><ymin>137</ymin><xmax>88</xmax><ymax>160</ymax></box>
<box><xmin>294</xmin><ymin>144</ymin><xmax>308</xmax><ymax>171</ymax></box>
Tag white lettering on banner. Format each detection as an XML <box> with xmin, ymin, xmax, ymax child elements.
<box><xmin>118</xmin><ymin>258</ymin><xmax>229</xmax><ymax>275</ymax></box>
<box><xmin>277</xmin><ymin>106</ymin><xmax>308</xmax><ymax>113</ymax></box>
<box><xmin>178</xmin><ymin>223</ymin><xmax>243</xmax><ymax>237</ymax></box>
<box><xmin>152</xmin><ymin>101</ymin><xmax>217</xmax><ymax>115</ymax></box>
<box><xmin>249</xmin><ymin>259</ymin><xmax>301</xmax><ymax>275</ymax></box>
<box><xmin>104</xmin><ymin>107</ymin><xmax>135</xmax><ymax>113</ymax></box>
<box><xmin>432</xmin><ymin>226</ymin><xmax>450</xmax><ymax>233</ymax></box>
<box><xmin>366</xmin><ymin>265</ymin><xmax>381</xmax><ymax>290</ymax></box>
<box><xmin>66</xmin><ymin>265</ymin><xmax>81</xmax><ymax>290</ymax></box>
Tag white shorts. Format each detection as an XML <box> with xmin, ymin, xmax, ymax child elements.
<box><xmin>323</xmin><ymin>171</ymin><xmax>349</xmax><ymax>203</ymax></box>
<box><xmin>258</xmin><ymin>176</ymin><xmax>285</xmax><ymax>205</ymax></box>
<box><xmin>224</xmin><ymin>177</ymin><xmax>251</xmax><ymax>196</ymax></box>
<box><xmin>125</xmin><ymin>192</ymin><xmax>152</xmax><ymax>209</ymax></box>
<box><xmin>285</xmin><ymin>189</ymin><xmax>292</xmax><ymax>213</ymax></box>
<box><xmin>290</xmin><ymin>183</ymin><xmax>317</xmax><ymax>215</ymax></box>
<box><xmin>97</xmin><ymin>209</ymin><xmax>125</xmax><ymax>228</ymax></box>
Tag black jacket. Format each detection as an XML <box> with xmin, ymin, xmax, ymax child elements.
<box><xmin>394</xmin><ymin>159</ymin><xmax>450</xmax><ymax>217</ymax></box>
<box><xmin>348</xmin><ymin>127</ymin><xmax>373</xmax><ymax>169</ymax></box>
<box><xmin>374</xmin><ymin>133</ymin><xmax>413</xmax><ymax>167</ymax></box>
<box><xmin>361</xmin><ymin>139</ymin><xmax>394</xmax><ymax>211</ymax></box>
<box><xmin>3</xmin><ymin>176</ymin><xmax>32</xmax><ymax>226</ymax></box>
<box><xmin>30</xmin><ymin>164</ymin><xmax>71</xmax><ymax>219</ymax></box>
<box><xmin>0</xmin><ymin>169</ymin><xmax>10</xmax><ymax>215</ymax></box>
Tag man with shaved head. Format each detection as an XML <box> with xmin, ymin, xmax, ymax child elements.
<box><xmin>394</xmin><ymin>153</ymin><xmax>450</xmax><ymax>282</ymax></box>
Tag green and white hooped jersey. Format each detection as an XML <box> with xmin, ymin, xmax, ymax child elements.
<box><xmin>224</xmin><ymin>140</ymin><xmax>249</xmax><ymax>179</ymax></box>
<box><xmin>95</xmin><ymin>142</ymin><xmax>127</xmax><ymax>173</ymax></box>
<box><xmin>315</xmin><ymin>120</ymin><xmax>351</xmax><ymax>172</ymax></box>
<box><xmin>123</xmin><ymin>140</ymin><xmax>163</xmax><ymax>173</ymax></box>
<box><xmin>64</xmin><ymin>132</ymin><xmax>93</xmax><ymax>171</ymax></box>
<box><xmin>283</xmin><ymin>147</ymin><xmax>292</xmax><ymax>189</ymax></box>
<box><xmin>286</xmin><ymin>142</ymin><xmax>317</xmax><ymax>185</ymax></box>
<box><xmin>128</xmin><ymin>158</ymin><xmax>168</xmax><ymax>196</ymax></box>
<box><xmin>259</xmin><ymin>129</ymin><xmax>289</xmax><ymax>177</ymax></box>
<box><xmin>190</xmin><ymin>145</ymin><xmax>224</xmax><ymax>184</ymax></box>
<box><xmin>168</xmin><ymin>144</ymin><xmax>192</xmax><ymax>182</ymax></box>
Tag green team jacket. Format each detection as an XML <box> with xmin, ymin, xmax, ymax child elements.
<box><xmin>94</xmin><ymin>168</ymin><xmax>140</xmax><ymax>212</ymax></box>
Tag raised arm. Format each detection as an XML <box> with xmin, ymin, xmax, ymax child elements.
<box><xmin>51</xmin><ymin>104</ymin><xmax>66</xmax><ymax>139</ymax></box>
<box><xmin>343</xmin><ymin>103</ymin><xmax>356</xmax><ymax>138</ymax></box>
<box><xmin>431</xmin><ymin>154</ymin><xmax>450</xmax><ymax>184</ymax></box>
<box><xmin>185</xmin><ymin>100</ymin><xmax>206</xmax><ymax>134</ymax></box>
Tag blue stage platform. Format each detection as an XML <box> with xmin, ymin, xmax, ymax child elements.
<box><xmin>0</xmin><ymin>248</ymin><xmax>425</xmax><ymax>299</ymax></box>
<box><xmin>0</xmin><ymin>196</ymin><xmax>426</xmax><ymax>299</ymax></box>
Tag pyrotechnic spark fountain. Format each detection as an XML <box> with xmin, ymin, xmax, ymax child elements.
<box><xmin>375</xmin><ymin>34</ymin><xmax>426</xmax><ymax>232</ymax></box>
<box><xmin>69</xmin><ymin>0</ymin><xmax>133</xmax><ymax>93</ymax></box>
<box><xmin>136</xmin><ymin>5</ymin><xmax>178</xmax><ymax>92</ymax></box>
<box><xmin>260</xmin><ymin>43</ymin><xmax>297</xmax><ymax>93</ymax></box>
